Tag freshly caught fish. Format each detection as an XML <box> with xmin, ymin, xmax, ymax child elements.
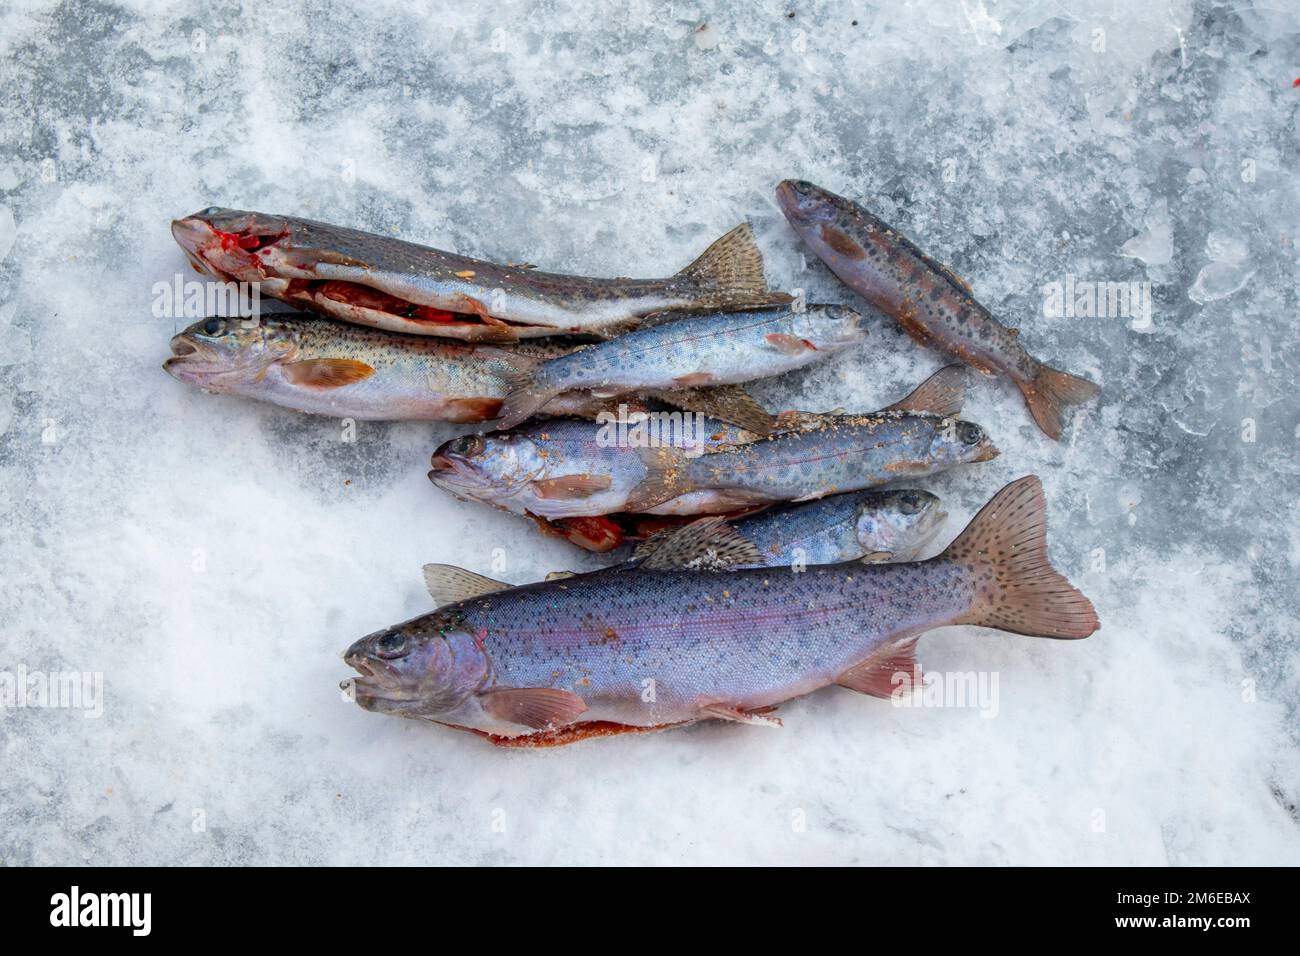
<box><xmin>777</xmin><ymin>180</ymin><xmax>1100</xmax><ymax>440</ymax></box>
<box><xmin>494</xmin><ymin>304</ymin><xmax>869</xmax><ymax>429</ymax></box>
<box><xmin>621</xmin><ymin>383</ymin><xmax>995</xmax><ymax>514</ymax></box>
<box><xmin>728</xmin><ymin>489</ymin><xmax>945</xmax><ymax>566</ymax></box>
<box><xmin>342</xmin><ymin>476</ymin><xmax>1099</xmax><ymax>746</ymax></box>
<box><xmin>521</xmin><ymin>487</ymin><xmax>943</xmax><ymax>559</ymax></box>
<box><xmin>172</xmin><ymin>208</ymin><xmax>791</xmax><ymax>343</ymax></box>
<box><xmin>428</xmin><ymin>365</ymin><xmax>972</xmax><ymax>519</ymax></box>
<box><xmin>429</xmin><ymin>414</ymin><xmax>761</xmax><ymax>521</ymax></box>
<box><xmin>162</xmin><ymin>315</ymin><xmax>608</xmax><ymax>422</ymax></box>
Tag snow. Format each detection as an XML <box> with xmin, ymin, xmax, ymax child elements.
<box><xmin>1</xmin><ymin>0</ymin><xmax>1297</xmax><ymax>864</ymax></box>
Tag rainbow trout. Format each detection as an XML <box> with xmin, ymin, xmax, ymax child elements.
<box><xmin>428</xmin><ymin>365</ymin><xmax>972</xmax><ymax>519</ymax></box>
<box><xmin>776</xmin><ymin>180</ymin><xmax>1100</xmax><ymax>440</ymax></box>
<box><xmin>163</xmin><ymin>315</ymin><xmax>607</xmax><ymax>422</ymax></box>
<box><xmin>342</xmin><ymin>476</ymin><xmax>1098</xmax><ymax>746</ymax></box>
<box><xmin>172</xmin><ymin>208</ymin><xmax>791</xmax><ymax>343</ymax></box>
<box><xmin>494</xmin><ymin>304</ymin><xmax>868</xmax><ymax>429</ymax></box>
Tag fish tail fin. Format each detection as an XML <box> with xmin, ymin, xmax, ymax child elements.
<box><xmin>942</xmin><ymin>475</ymin><xmax>1099</xmax><ymax>639</ymax></box>
<box><xmin>625</xmin><ymin>445</ymin><xmax>694</xmax><ymax>512</ymax></box>
<box><xmin>488</xmin><ymin>350</ymin><xmax>557</xmax><ymax>429</ymax></box>
<box><xmin>675</xmin><ymin>222</ymin><xmax>793</xmax><ymax>309</ymax></box>
<box><xmin>1018</xmin><ymin>364</ymin><xmax>1100</xmax><ymax>441</ymax></box>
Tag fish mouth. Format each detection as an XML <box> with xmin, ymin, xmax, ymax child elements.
<box><xmin>776</xmin><ymin>179</ymin><xmax>834</xmax><ymax>226</ymax></box>
<box><xmin>163</xmin><ymin>333</ymin><xmax>270</xmax><ymax>385</ymax></box>
<box><xmin>973</xmin><ymin>441</ymin><xmax>1000</xmax><ymax>463</ymax></box>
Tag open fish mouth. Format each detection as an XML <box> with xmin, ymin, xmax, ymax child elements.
<box><xmin>162</xmin><ymin>333</ymin><xmax>271</xmax><ymax>384</ymax></box>
<box><xmin>171</xmin><ymin>216</ymin><xmax>554</xmax><ymax>341</ymax></box>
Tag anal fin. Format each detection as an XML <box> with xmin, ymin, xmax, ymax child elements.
<box><xmin>700</xmin><ymin>703</ymin><xmax>783</xmax><ymax>727</ymax></box>
<box><xmin>837</xmin><ymin>637</ymin><xmax>922</xmax><ymax>700</ymax></box>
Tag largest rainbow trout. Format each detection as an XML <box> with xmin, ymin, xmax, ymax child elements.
<box><xmin>341</xmin><ymin>476</ymin><xmax>1098</xmax><ymax>747</ymax></box>
<box><xmin>172</xmin><ymin>208</ymin><xmax>791</xmax><ymax>343</ymax></box>
<box><xmin>777</xmin><ymin>180</ymin><xmax>1100</xmax><ymax>440</ymax></box>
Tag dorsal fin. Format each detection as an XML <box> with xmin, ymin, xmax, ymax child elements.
<box><xmin>883</xmin><ymin>365</ymin><xmax>968</xmax><ymax>418</ymax></box>
<box><xmin>422</xmin><ymin>564</ymin><xmax>510</xmax><ymax>605</ymax></box>
<box><xmin>674</xmin><ymin>222</ymin><xmax>794</xmax><ymax>309</ymax></box>
<box><xmin>633</xmin><ymin>516</ymin><xmax>761</xmax><ymax>571</ymax></box>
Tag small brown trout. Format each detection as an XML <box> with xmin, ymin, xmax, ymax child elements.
<box><xmin>172</xmin><ymin>208</ymin><xmax>791</xmax><ymax>343</ymax></box>
<box><xmin>777</xmin><ymin>180</ymin><xmax>1100</xmax><ymax>440</ymax></box>
<box><xmin>342</xmin><ymin>476</ymin><xmax>1098</xmax><ymax>746</ymax></box>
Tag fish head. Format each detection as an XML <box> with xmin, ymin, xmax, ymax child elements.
<box><xmin>775</xmin><ymin>180</ymin><xmax>841</xmax><ymax>229</ymax></box>
<box><xmin>855</xmin><ymin>490</ymin><xmax>946</xmax><ymax>561</ymax></box>
<box><xmin>789</xmin><ymin>304</ymin><xmax>870</xmax><ymax>349</ymax></box>
<box><xmin>343</xmin><ymin>616</ymin><xmax>489</xmax><ymax>719</ymax></box>
<box><xmin>163</xmin><ymin>316</ymin><xmax>298</xmax><ymax>389</ymax></box>
<box><xmin>428</xmin><ymin>432</ymin><xmax>544</xmax><ymax>507</ymax></box>
<box><xmin>171</xmin><ymin>207</ymin><xmax>292</xmax><ymax>282</ymax></box>
<box><xmin>927</xmin><ymin>418</ymin><xmax>1000</xmax><ymax>466</ymax></box>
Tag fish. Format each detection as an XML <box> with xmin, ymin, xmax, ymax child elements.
<box><xmin>535</xmin><ymin>487</ymin><xmax>945</xmax><ymax>562</ymax></box>
<box><xmin>724</xmin><ymin>489</ymin><xmax>946</xmax><ymax>566</ymax></box>
<box><xmin>162</xmin><ymin>314</ymin><xmax>612</xmax><ymax>422</ymax></box>
<box><xmin>341</xmin><ymin>475</ymin><xmax>1099</xmax><ymax>746</ymax></box>
<box><xmin>493</xmin><ymin>304</ymin><xmax>869</xmax><ymax>430</ymax></box>
<box><xmin>428</xmin><ymin>413</ymin><xmax>763</xmax><ymax>521</ymax></box>
<box><xmin>427</xmin><ymin>365</ymin><xmax>972</xmax><ymax>520</ymax></box>
<box><xmin>171</xmin><ymin>207</ymin><xmax>792</xmax><ymax>343</ymax></box>
<box><xmin>621</xmin><ymin>373</ymin><xmax>994</xmax><ymax>514</ymax></box>
<box><xmin>776</xmin><ymin>180</ymin><xmax>1100</xmax><ymax>440</ymax></box>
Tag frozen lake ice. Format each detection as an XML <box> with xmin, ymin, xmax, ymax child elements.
<box><xmin>1</xmin><ymin>0</ymin><xmax>1297</xmax><ymax>864</ymax></box>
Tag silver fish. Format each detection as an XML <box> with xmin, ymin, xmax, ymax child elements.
<box><xmin>428</xmin><ymin>366</ymin><xmax>972</xmax><ymax>519</ymax></box>
<box><xmin>342</xmin><ymin>476</ymin><xmax>1099</xmax><ymax>746</ymax></box>
<box><xmin>171</xmin><ymin>208</ymin><xmax>791</xmax><ymax>343</ymax></box>
<box><xmin>623</xmin><ymin>408</ymin><xmax>996</xmax><ymax>513</ymax></box>
<box><xmin>162</xmin><ymin>315</ymin><xmax>609</xmax><ymax>421</ymax></box>
<box><xmin>728</xmin><ymin>489</ymin><xmax>946</xmax><ymax>566</ymax></box>
<box><xmin>494</xmin><ymin>304</ymin><xmax>869</xmax><ymax>429</ymax></box>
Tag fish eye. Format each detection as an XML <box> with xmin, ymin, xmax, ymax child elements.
<box><xmin>374</xmin><ymin>631</ymin><xmax>410</xmax><ymax>660</ymax></box>
<box><xmin>899</xmin><ymin>493</ymin><xmax>922</xmax><ymax>514</ymax></box>
<box><xmin>201</xmin><ymin>318</ymin><xmax>223</xmax><ymax>336</ymax></box>
<box><xmin>448</xmin><ymin>435</ymin><xmax>484</xmax><ymax>458</ymax></box>
<box><xmin>957</xmin><ymin>422</ymin><xmax>983</xmax><ymax>446</ymax></box>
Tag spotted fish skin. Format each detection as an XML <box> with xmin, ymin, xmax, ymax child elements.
<box><xmin>428</xmin><ymin>415</ymin><xmax>761</xmax><ymax>520</ymax></box>
<box><xmin>162</xmin><ymin>315</ymin><xmax>604</xmax><ymax>421</ymax></box>
<box><xmin>494</xmin><ymin>304</ymin><xmax>868</xmax><ymax>428</ymax></box>
<box><xmin>172</xmin><ymin>208</ymin><xmax>791</xmax><ymax>342</ymax></box>
<box><xmin>626</xmin><ymin>411</ymin><xmax>998</xmax><ymax>512</ymax></box>
<box><xmin>776</xmin><ymin>180</ymin><xmax>1099</xmax><ymax>440</ymax></box>
<box><xmin>342</xmin><ymin>477</ymin><xmax>1099</xmax><ymax>744</ymax></box>
<box><xmin>733</xmin><ymin>489</ymin><xmax>945</xmax><ymax>566</ymax></box>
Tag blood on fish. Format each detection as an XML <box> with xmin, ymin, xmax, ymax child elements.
<box><xmin>479</xmin><ymin>720</ymin><xmax>690</xmax><ymax>748</ymax></box>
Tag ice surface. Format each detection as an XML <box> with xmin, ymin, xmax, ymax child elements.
<box><xmin>1</xmin><ymin>0</ymin><xmax>1297</xmax><ymax>865</ymax></box>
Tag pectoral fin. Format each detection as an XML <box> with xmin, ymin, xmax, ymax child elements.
<box><xmin>764</xmin><ymin>332</ymin><xmax>817</xmax><ymax>355</ymax></box>
<box><xmin>281</xmin><ymin>358</ymin><xmax>375</xmax><ymax>388</ymax></box>
<box><xmin>480</xmin><ymin>687</ymin><xmax>588</xmax><ymax>730</ymax></box>
<box><xmin>531</xmin><ymin>474</ymin><xmax>613</xmax><ymax>499</ymax></box>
